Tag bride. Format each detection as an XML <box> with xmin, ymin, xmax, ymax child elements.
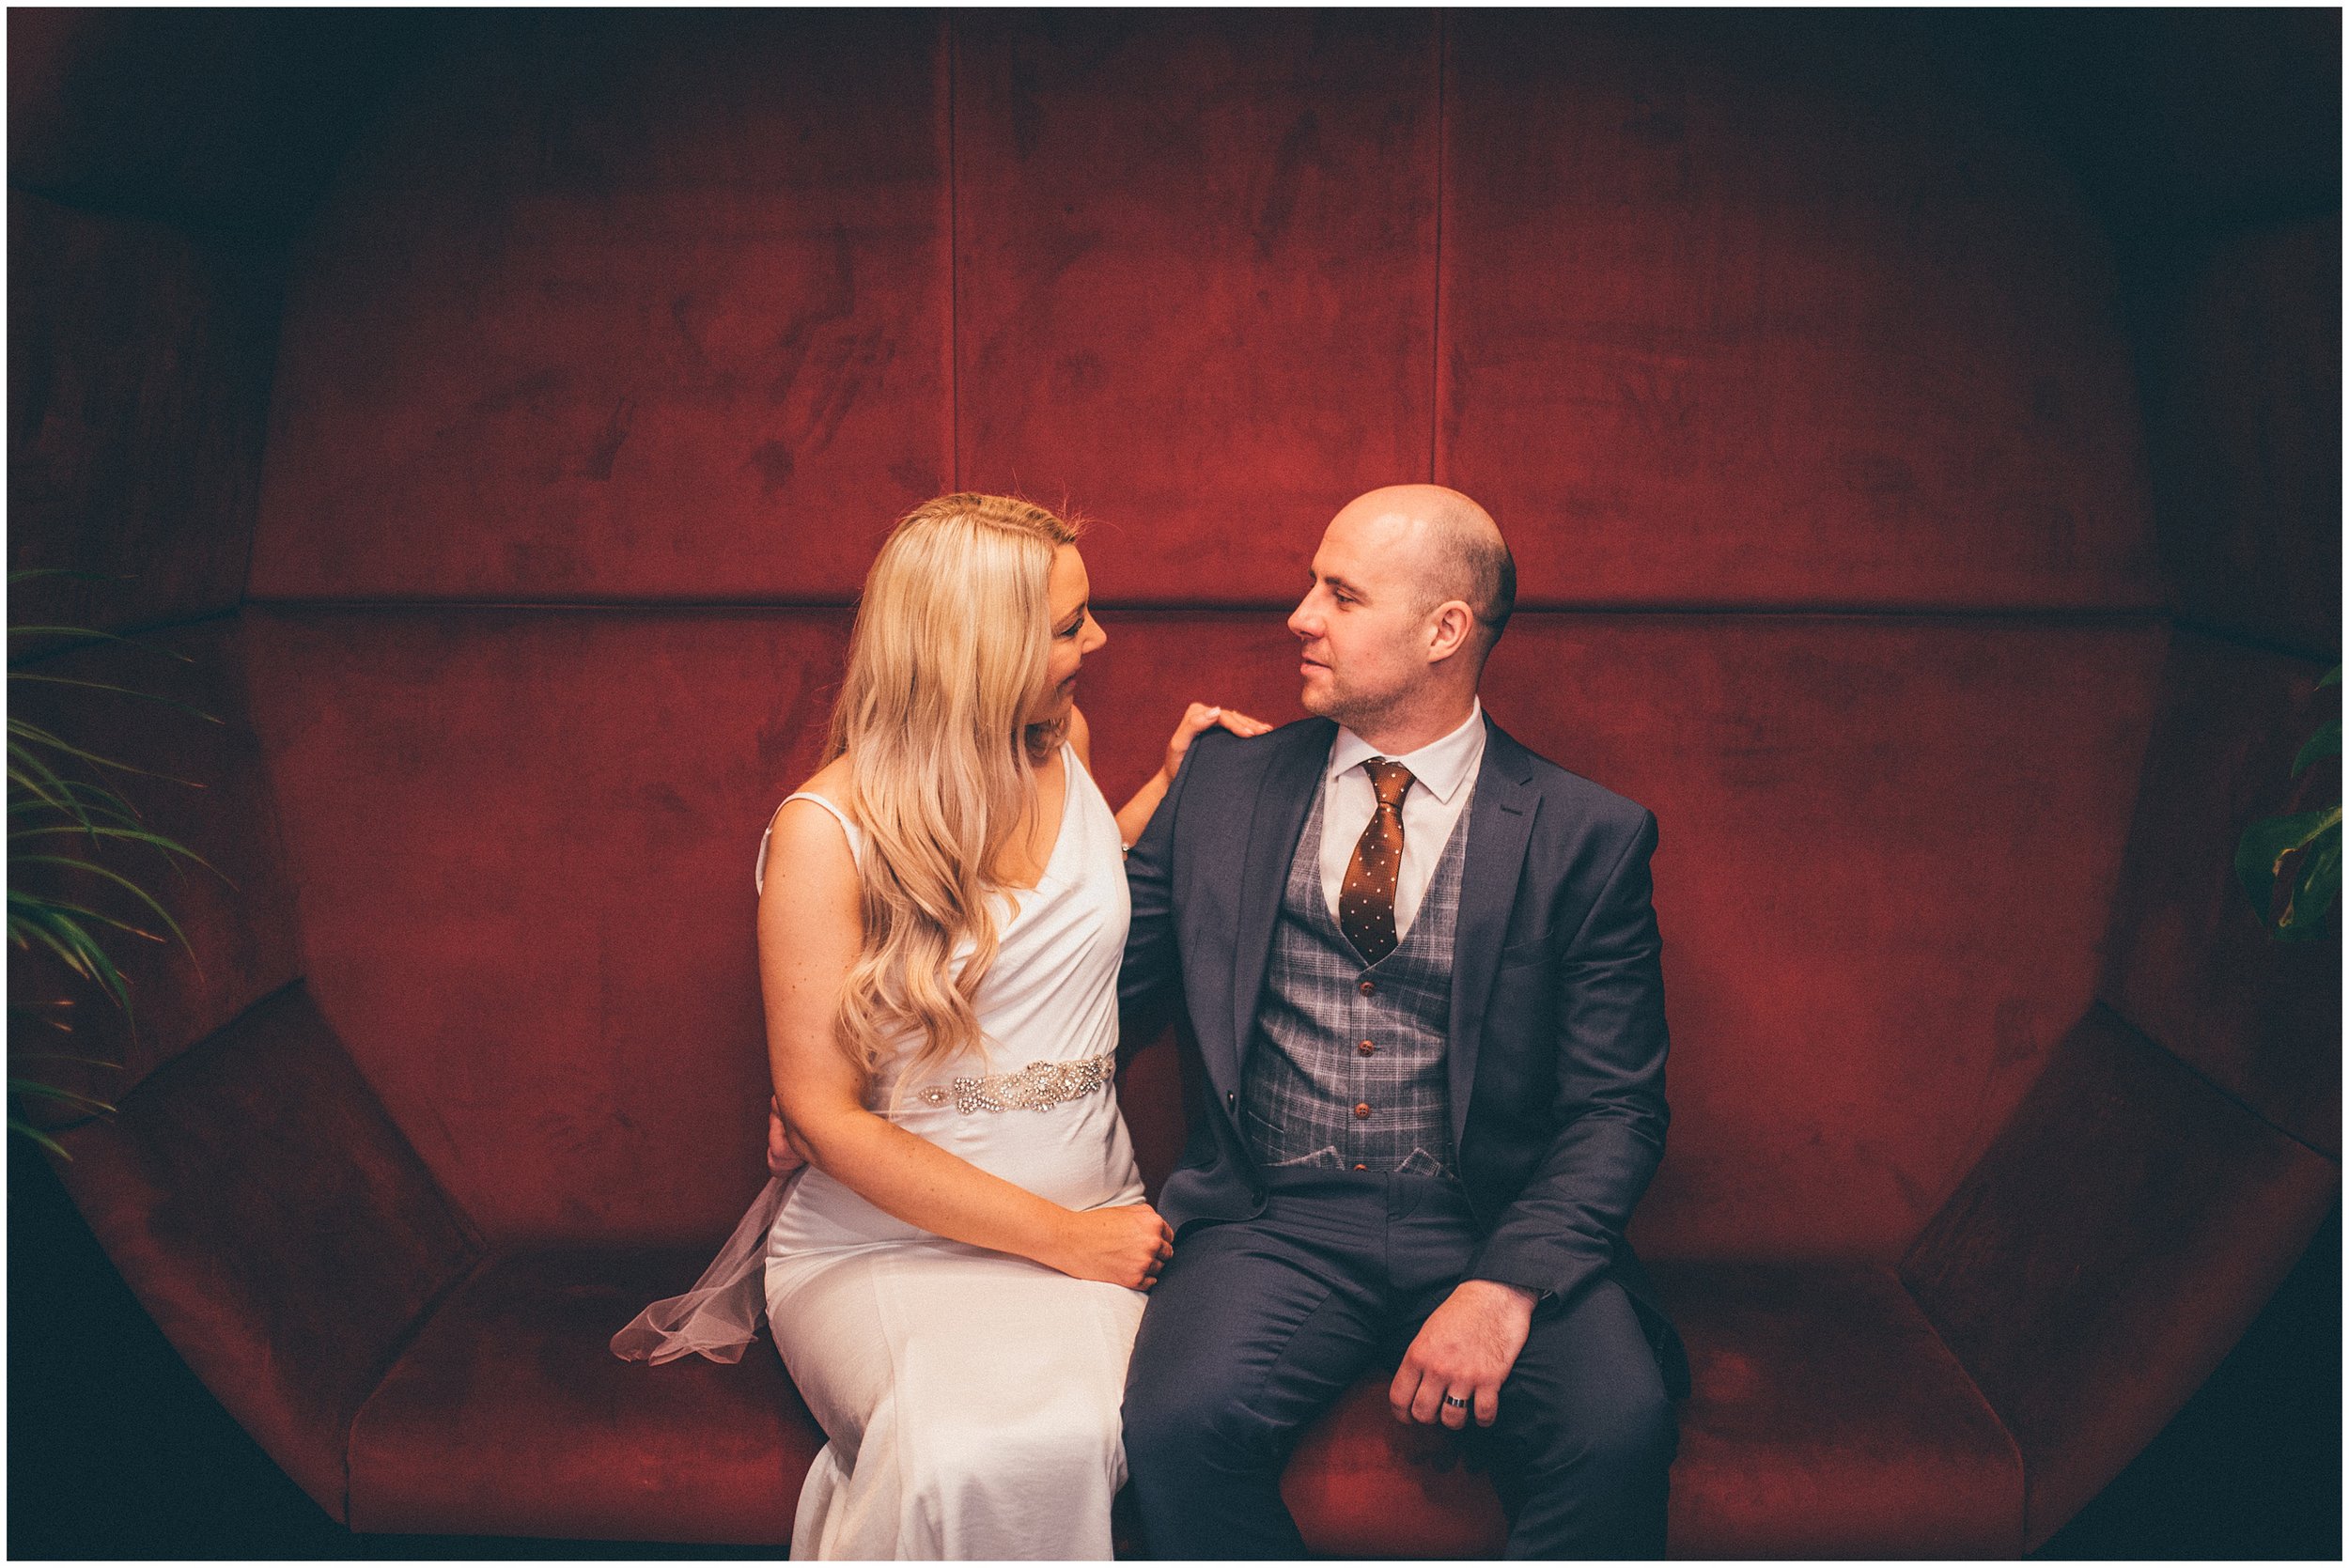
<box><xmin>613</xmin><ymin>492</ymin><xmax>1267</xmax><ymax>1559</ymax></box>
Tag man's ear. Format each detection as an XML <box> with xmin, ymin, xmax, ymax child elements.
<box><xmin>1425</xmin><ymin>600</ymin><xmax>1476</xmax><ymax>664</ymax></box>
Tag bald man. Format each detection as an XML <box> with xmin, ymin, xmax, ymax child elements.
<box><xmin>1117</xmin><ymin>485</ymin><xmax>1689</xmax><ymax>1558</ymax></box>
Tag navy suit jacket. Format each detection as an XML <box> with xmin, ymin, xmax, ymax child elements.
<box><xmin>1119</xmin><ymin>711</ymin><xmax>1690</xmax><ymax>1398</ymax></box>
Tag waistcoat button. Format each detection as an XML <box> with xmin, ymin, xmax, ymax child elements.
<box><xmin>1358</xmin><ymin>979</ymin><xmax>1376</xmax><ymax>995</ymax></box>
<box><xmin>1358</xmin><ymin>1040</ymin><xmax>1377</xmax><ymax>1055</ymax></box>
<box><xmin>1353</xmin><ymin>1102</ymin><xmax>1372</xmax><ymax>1119</ymax></box>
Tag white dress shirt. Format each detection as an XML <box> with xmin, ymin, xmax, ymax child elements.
<box><xmin>1317</xmin><ymin>698</ymin><xmax>1487</xmax><ymax>941</ymax></box>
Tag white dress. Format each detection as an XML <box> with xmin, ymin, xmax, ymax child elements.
<box><xmin>613</xmin><ymin>744</ymin><xmax>1147</xmax><ymax>1560</ymax></box>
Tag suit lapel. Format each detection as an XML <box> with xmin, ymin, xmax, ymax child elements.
<box><xmin>1448</xmin><ymin>717</ymin><xmax>1539</xmax><ymax>1157</ymax></box>
<box><xmin>1223</xmin><ymin>721</ymin><xmax>1335</xmax><ymax>1093</ymax></box>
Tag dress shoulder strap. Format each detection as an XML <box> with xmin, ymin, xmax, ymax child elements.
<box><xmin>755</xmin><ymin>791</ymin><xmax>863</xmax><ymax>893</ymax></box>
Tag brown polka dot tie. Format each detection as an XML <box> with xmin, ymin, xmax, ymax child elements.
<box><xmin>1340</xmin><ymin>759</ymin><xmax>1416</xmax><ymax>965</ymax></box>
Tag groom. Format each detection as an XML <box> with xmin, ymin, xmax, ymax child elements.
<box><xmin>1114</xmin><ymin>484</ymin><xmax>1688</xmax><ymax>1559</ymax></box>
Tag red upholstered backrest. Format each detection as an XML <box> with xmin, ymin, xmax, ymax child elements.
<box><xmin>243</xmin><ymin>604</ymin><xmax>2167</xmax><ymax>1254</ymax></box>
<box><xmin>241</xmin><ymin>12</ymin><xmax>2180</xmax><ymax>1257</ymax></box>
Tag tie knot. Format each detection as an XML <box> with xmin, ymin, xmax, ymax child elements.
<box><xmin>1364</xmin><ymin>758</ymin><xmax>1416</xmax><ymax>810</ymax></box>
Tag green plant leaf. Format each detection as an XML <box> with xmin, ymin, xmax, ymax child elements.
<box><xmin>9</xmin><ymin>1116</ymin><xmax>70</xmax><ymax>1158</ymax></box>
<box><xmin>8</xmin><ymin>716</ymin><xmax>202</xmax><ymax>786</ymax></box>
<box><xmin>7</xmin><ymin>673</ymin><xmax>221</xmax><ymax>724</ymax></box>
<box><xmin>10</xmin><ymin>785</ymin><xmax>148</xmax><ymax>827</ymax></box>
<box><xmin>7</xmin><ymin>629</ymin><xmax>190</xmax><ymax>671</ymax></box>
<box><xmin>3</xmin><ymin>1050</ymin><xmax>122</xmax><ymax>1071</ymax></box>
<box><xmin>8</xmin><ymin>909</ymin><xmax>133</xmax><ymax>1010</ymax></box>
<box><xmin>2320</xmin><ymin>666</ymin><xmax>2341</xmax><ymax>691</ymax></box>
<box><xmin>30</xmin><ymin>775</ymin><xmax>148</xmax><ymax>824</ymax></box>
<box><xmin>8</xmin><ymin>567</ymin><xmax>124</xmax><ymax>585</ymax></box>
<box><xmin>10</xmin><ymin>890</ymin><xmax>166</xmax><ymax>942</ymax></box>
<box><xmin>2234</xmin><ymin>807</ymin><xmax>2336</xmax><ymax>923</ymax></box>
<box><xmin>8</xmin><ymin>1079</ymin><xmax>116</xmax><ymax>1114</ymax></box>
<box><xmin>10</xmin><ymin>857</ymin><xmax>190</xmax><ymax>951</ymax></box>
<box><xmin>2291</xmin><ymin>718</ymin><xmax>2341</xmax><ymax>779</ymax></box>
<box><xmin>8</xmin><ymin>824</ymin><xmax>219</xmax><ymax>873</ymax></box>
<box><xmin>6</xmin><ymin>627</ymin><xmax>194</xmax><ymax>674</ymax></box>
<box><xmin>8</xmin><ymin>744</ymin><xmax>99</xmax><ymax>832</ymax></box>
<box><xmin>2276</xmin><ymin>827</ymin><xmax>2341</xmax><ymax>939</ymax></box>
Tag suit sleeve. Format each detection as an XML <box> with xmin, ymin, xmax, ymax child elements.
<box><xmin>1115</xmin><ymin>738</ymin><xmax>1201</xmax><ymax>1063</ymax></box>
<box><xmin>1468</xmin><ymin>807</ymin><xmax>1670</xmax><ymax>1311</ymax></box>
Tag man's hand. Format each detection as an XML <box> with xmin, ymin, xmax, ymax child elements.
<box><xmin>1390</xmin><ymin>1279</ymin><xmax>1538</xmax><ymax>1429</ymax></box>
<box><xmin>766</xmin><ymin>1094</ymin><xmax>809</xmax><ymax>1178</ymax></box>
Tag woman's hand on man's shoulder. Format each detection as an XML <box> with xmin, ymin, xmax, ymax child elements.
<box><xmin>1160</xmin><ymin>702</ymin><xmax>1273</xmax><ymax>785</ymax></box>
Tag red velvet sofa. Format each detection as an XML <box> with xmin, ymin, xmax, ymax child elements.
<box><xmin>13</xmin><ymin>10</ymin><xmax>2338</xmax><ymax>1556</ymax></box>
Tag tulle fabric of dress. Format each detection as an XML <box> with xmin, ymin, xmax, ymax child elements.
<box><xmin>609</xmin><ymin>1171</ymin><xmax>801</xmax><ymax>1365</ymax></box>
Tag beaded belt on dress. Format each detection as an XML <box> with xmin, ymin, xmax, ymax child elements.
<box><xmin>914</xmin><ymin>1050</ymin><xmax>1117</xmax><ymax>1113</ymax></box>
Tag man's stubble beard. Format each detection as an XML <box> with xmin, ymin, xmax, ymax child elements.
<box><xmin>1302</xmin><ymin>668</ymin><xmax>1406</xmax><ymax>738</ymax></box>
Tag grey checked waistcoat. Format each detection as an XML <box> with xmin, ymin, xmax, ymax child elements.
<box><xmin>1239</xmin><ymin>768</ymin><xmax>1471</xmax><ymax>1177</ymax></box>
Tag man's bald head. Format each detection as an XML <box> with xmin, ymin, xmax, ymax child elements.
<box><xmin>1329</xmin><ymin>484</ymin><xmax>1516</xmax><ymax>654</ymax></box>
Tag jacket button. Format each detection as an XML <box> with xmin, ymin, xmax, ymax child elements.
<box><xmin>1359</xmin><ymin>979</ymin><xmax>1376</xmax><ymax>995</ymax></box>
<box><xmin>1353</xmin><ymin>1102</ymin><xmax>1372</xmax><ymax>1120</ymax></box>
<box><xmin>1354</xmin><ymin>1163</ymin><xmax>1368</xmax><ymax>1171</ymax></box>
<box><xmin>1227</xmin><ymin>1091</ymin><xmax>1237</xmax><ymax>1107</ymax></box>
<box><xmin>1358</xmin><ymin>1040</ymin><xmax>1377</xmax><ymax>1055</ymax></box>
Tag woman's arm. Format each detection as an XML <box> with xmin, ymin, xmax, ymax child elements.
<box><xmin>758</xmin><ymin>794</ymin><xmax>1170</xmax><ymax>1288</ymax></box>
<box><xmin>1112</xmin><ymin>702</ymin><xmax>1273</xmax><ymax>846</ymax></box>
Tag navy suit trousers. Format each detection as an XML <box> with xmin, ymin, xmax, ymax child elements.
<box><xmin>1122</xmin><ymin>1167</ymin><xmax>1677</xmax><ymax>1559</ymax></box>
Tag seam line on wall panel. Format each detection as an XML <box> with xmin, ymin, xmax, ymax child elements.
<box><xmin>234</xmin><ymin>597</ymin><xmax>2181</xmax><ymax>620</ymax></box>
<box><xmin>946</xmin><ymin>9</ymin><xmax>959</xmax><ymax>492</ymax></box>
<box><xmin>1428</xmin><ymin>8</ymin><xmax>1446</xmax><ymax>485</ymax></box>
<box><xmin>2170</xmin><ymin>614</ymin><xmax>2341</xmax><ymax>666</ymax></box>
<box><xmin>2091</xmin><ymin>1000</ymin><xmax>2339</xmax><ymax>1165</ymax></box>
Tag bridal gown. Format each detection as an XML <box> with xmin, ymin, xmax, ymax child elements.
<box><xmin>612</xmin><ymin>744</ymin><xmax>1148</xmax><ymax>1560</ymax></box>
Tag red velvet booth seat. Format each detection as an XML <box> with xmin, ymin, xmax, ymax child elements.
<box><xmin>16</xmin><ymin>8</ymin><xmax>2338</xmax><ymax>1558</ymax></box>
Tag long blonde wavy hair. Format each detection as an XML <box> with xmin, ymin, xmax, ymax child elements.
<box><xmin>824</xmin><ymin>492</ymin><xmax>1081</xmax><ymax>1088</ymax></box>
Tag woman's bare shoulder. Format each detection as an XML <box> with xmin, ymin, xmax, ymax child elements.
<box><xmin>1066</xmin><ymin>706</ymin><xmax>1094</xmax><ymax>771</ymax></box>
<box><xmin>761</xmin><ymin>755</ymin><xmax>860</xmax><ymax>896</ymax></box>
<box><xmin>786</xmin><ymin>753</ymin><xmax>856</xmax><ymax>813</ymax></box>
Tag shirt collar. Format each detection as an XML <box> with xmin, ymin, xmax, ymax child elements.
<box><xmin>1327</xmin><ymin>697</ymin><xmax>1486</xmax><ymax>806</ymax></box>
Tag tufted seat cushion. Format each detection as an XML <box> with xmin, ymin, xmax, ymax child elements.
<box><xmin>347</xmin><ymin>1249</ymin><xmax>824</xmax><ymax>1543</ymax></box>
<box><xmin>348</xmin><ymin>1249</ymin><xmax>2021</xmax><ymax>1553</ymax></box>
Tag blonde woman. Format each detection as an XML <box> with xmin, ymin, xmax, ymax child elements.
<box><xmin>613</xmin><ymin>493</ymin><xmax>1268</xmax><ymax>1559</ymax></box>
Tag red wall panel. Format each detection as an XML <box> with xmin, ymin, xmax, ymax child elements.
<box><xmin>2142</xmin><ymin>219</ymin><xmax>2341</xmax><ymax>657</ymax></box>
<box><xmin>953</xmin><ymin>11</ymin><xmax>1439</xmax><ymax>603</ymax></box>
<box><xmin>1439</xmin><ymin>13</ymin><xmax>2159</xmax><ymax>612</ymax></box>
<box><xmin>246</xmin><ymin>606</ymin><xmax>2160</xmax><ymax>1258</ymax></box>
<box><xmin>245</xmin><ymin>607</ymin><xmax>851</xmax><ymax>1244</ymax></box>
<box><xmin>1472</xmin><ymin>614</ymin><xmax>2170</xmax><ymax>1256</ymax></box>
<box><xmin>249</xmin><ymin>12</ymin><xmax>952</xmax><ymax>603</ymax></box>
<box><xmin>9</xmin><ymin>192</ymin><xmax>274</xmax><ymax>635</ymax></box>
